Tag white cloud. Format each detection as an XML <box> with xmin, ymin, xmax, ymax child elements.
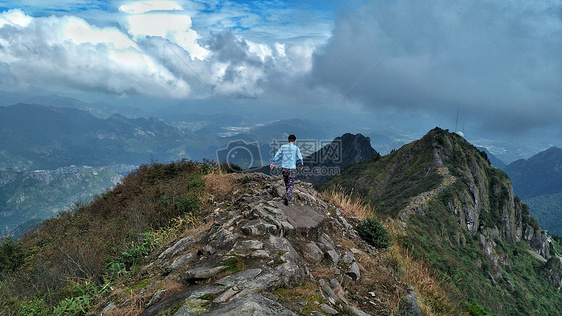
<box><xmin>0</xmin><ymin>11</ymin><xmax>190</xmax><ymax>98</ymax></box>
<box><xmin>0</xmin><ymin>9</ymin><xmax>32</xmax><ymax>27</ymax></box>
<box><xmin>119</xmin><ymin>0</ymin><xmax>183</xmax><ymax>14</ymax></box>
<box><xmin>247</xmin><ymin>41</ymin><xmax>273</xmax><ymax>62</ymax></box>
<box><xmin>127</xmin><ymin>13</ymin><xmax>191</xmax><ymax>38</ymax></box>
<box><xmin>120</xmin><ymin>1</ymin><xmax>210</xmax><ymax>60</ymax></box>
<box><xmin>0</xmin><ymin>1</ymin><xmax>328</xmax><ymax>101</ymax></box>
<box><xmin>62</xmin><ymin>16</ymin><xmax>138</xmax><ymax>50</ymax></box>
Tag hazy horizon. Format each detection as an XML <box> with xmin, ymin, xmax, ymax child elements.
<box><xmin>1</xmin><ymin>0</ymin><xmax>561</xmax><ymax>163</ymax></box>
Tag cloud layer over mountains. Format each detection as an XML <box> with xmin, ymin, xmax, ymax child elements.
<box><xmin>312</xmin><ymin>0</ymin><xmax>562</xmax><ymax>135</ymax></box>
<box><xmin>0</xmin><ymin>0</ymin><xmax>561</xmax><ymax>137</ymax></box>
<box><xmin>0</xmin><ymin>3</ymin><xmax>318</xmax><ymax>100</ymax></box>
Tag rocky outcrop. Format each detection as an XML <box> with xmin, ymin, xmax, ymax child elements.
<box><xmin>99</xmin><ymin>173</ymin><xmax>409</xmax><ymax>315</ymax></box>
<box><xmin>541</xmin><ymin>257</ymin><xmax>562</xmax><ymax>291</ymax></box>
<box><xmin>400</xmin><ymin>128</ymin><xmax>551</xmax><ymax>261</ymax></box>
<box><xmin>398</xmin><ymin>286</ymin><xmax>421</xmax><ymax>316</ymax></box>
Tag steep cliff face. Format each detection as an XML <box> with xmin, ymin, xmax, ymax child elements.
<box><xmin>322</xmin><ymin>127</ymin><xmax>549</xmax><ymax>259</ymax></box>
<box><xmin>423</xmin><ymin>128</ymin><xmax>549</xmax><ymax>258</ymax></box>
<box><xmin>320</xmin><ymin>127</ymin><xmax>561</xmax><ymax>314</ymax></box>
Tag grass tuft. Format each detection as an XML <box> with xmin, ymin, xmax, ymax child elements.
<box><xmin>322</xmin><ymin>186</ymin><xmax>373</xmax><ymax>219</ymax></box>
<box><xmin>383</xmin><ymin>220</ymin><xmax>463</xmax><ymax>315</ymax></box>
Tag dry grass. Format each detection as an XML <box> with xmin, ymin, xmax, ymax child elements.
<box><xmin>104</xmin><ymin>295</ymin><xmax>145</xmax><ymax>316</ymax></box>
<box><xmin>344</xmin><ymin>251</ymin><xmax>404</xmax><ymax>314</ymax></box>
<box><xmin>324</xmin><ymin>187</ymin><xmax>461</xmax><ymax>314</ymax></box>
<box><xmin>310</xmin><ymin>265</ymin><xmax>335</xmax><ymax>279</ymax></box>
<box><xmin>383</xmin><ymin>220</ymin><xmax>462</xmax><ymax>315</ymax></box>
<box><xmin>273</xmin><ymin>283</ymin><xmax>325</xmax><ymax>314</ymax></box>
<box><xmin>332</xmin><ymin>237</ymin><xmax>357</xmax><ymax>250</ymax></box>
<box><xmin>328</xmin><ymin>236</ymin><xmax>403</xmax><ymax>314</ymax></box>
<box><xmin>276</xmin><ymin>284</ymin><xmax>320</xmax><ymax>300</ymax></box>
<box><xmin>203</xmin><ymin>173</ymin><xmax>243</xmax><ymax>201</ymax></box>
<box><xmin>356</xmin><ymin>251</ymin><xmax>380</xmax><ymax>277</ymax></box>
<box><xmin>322</xmin><ymin>186</ymin><xmax>374</xmax><ymax>219</ymax></box>
<box><xmin>158</xmin><ymin>278</ymin><xmax>184</xmax><ymax>296</ymax></box>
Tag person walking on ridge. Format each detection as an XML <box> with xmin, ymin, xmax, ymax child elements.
<box><xmin>270</xmin><ymin>134</ymin><xmax>304</xmax><ymax>205</ymax></box>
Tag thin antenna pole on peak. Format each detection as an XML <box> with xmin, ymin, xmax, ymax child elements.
<box><xmin>455</xmin><ymin>107</ymin><xmax>459</xmax><ymax>132</ymax></box>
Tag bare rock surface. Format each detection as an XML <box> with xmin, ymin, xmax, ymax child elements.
<box><xmin>115</xmin><ymin>173</ymin><xmax>408</xmax><ymax>316</ymax></box>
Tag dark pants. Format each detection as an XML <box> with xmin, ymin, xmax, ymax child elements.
<box><xmin>282</xmin><ymin>168</ymin><xmax>297</xmax><ymax>199</ymax></box>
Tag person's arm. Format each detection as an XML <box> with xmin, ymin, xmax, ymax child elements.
<box><xmin>270</xmin><ymin>147</ymin><xmax>283</xmax><ymax>169</ymax></box>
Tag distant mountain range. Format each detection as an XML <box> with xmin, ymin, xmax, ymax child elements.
<box><xmin>0</xmin><ymin>166</ymin><xmax>121</xmax><ymax>237</ymax></box>
<box><xmin>0</xmin><ymin>90</ymin><xmax>145</xmax><ymax>119</ymax></box>
<box><xmin>503</xmin><ymin>147</ymin><xmax>562</xmax><ymax>198</ymax></box>
<box><xmin>3</xmin><ymin>96</ymin><xmax>561</xmax><ymax>242</ymax></box>
<box><xmin>0</xmin><ymin>103</ymin><xmax>213</xmax><ymax>170</ymax></box>
<box><xmin>502</xmin><ymin>147</ymin><xmax>562</xmax><ymax>236</ymax></box>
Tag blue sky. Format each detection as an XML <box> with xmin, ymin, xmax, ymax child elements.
<box><xmin>1</xmin><ymin>0</ymin><xmax>561</xmax><ymax>158</ymax></box>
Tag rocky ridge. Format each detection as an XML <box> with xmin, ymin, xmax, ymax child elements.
<box><xmin>97</xmin><ymin>173</ymin><xmax>415</xmax><ymax>316</ymax></box>
<box><xmin>394</xmin><ymin>129</ymin><xmax>551</xmax><ymax>262</ymax></box>
<box><xmin>318</xmin><ymin>128</ymin><xmax>562</xmax><ymax>313</ymax></box>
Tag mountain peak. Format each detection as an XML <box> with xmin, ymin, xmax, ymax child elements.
<box><xmin>319</xmin><ymin>127</ymin><xmax>560</xmax><ymax>314</ymax></box>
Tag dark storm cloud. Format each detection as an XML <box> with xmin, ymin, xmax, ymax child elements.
<box><xmin>311</xmin><ymin>0</ymin><xmax>562</xmax><ymax>135</ymax></box>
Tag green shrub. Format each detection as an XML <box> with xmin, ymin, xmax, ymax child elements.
<box><xmin>356</xmin><ymin>217</ymin><xmax>392</xmax><ymax>249</ymax></box>
<box><xmin>19</xmin><ymin>299</ymin><xmax>49</xmax><ymax>316</ymax></box>
<box><xmin>0</xmin><ymin>237</ymin><xmax>28</xmax><ymax>274</ymax></box>
<box><xmin>117</xmin><ymin>231</ymin><xmax>160</xmax><ymax>270</ymax></box>
<box><xmin>468</xmin><ymin>303</ymin><xmax>489</xmax><ymax>315</ymax></box>
<box><xmin>175</xmin><ymin>195</ymin><xmax>199</xmax><ymax>213</ymax></box>
<box><xmin>53</xmin><ymin>281</ymin><xmax>109</xmax><ymax>316</ymax></box>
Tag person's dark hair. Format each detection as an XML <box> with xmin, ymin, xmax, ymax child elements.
<box><xmin>288</xmin><ymin>134</ymin><xmax>296</xmax><ymax>142</ymax></box>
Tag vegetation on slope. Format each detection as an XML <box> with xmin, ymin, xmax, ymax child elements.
<box><xmin>523</xmin><ymin>192</ymin><xmax>562</xmax><ymax>236</ymax></box>
<box><xmin>0</xmin><ymin>159</ymin><xmax>215</xmax><ymax>315</ymax></box>
<box><xmin>323</xmin><ymin>187</ymin><xmax>463</xmax><ymax>315</ymax></box>
<box><xmin>318</xmin><ymin>140</ymin><xmax>443</xmax><ymax>219</ymax></box>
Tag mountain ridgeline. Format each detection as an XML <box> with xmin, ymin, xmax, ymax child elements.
<box><xmin>0</xmin><ymin>103</ymin><xmax>208</xmax><ymax>170</ymax></box>
<box><xmin>319</xmin><ymin>127</ymin><xmax>561</xmax><ymax>315</ymax></box>
<box><xmin>504</xmin><ymin>147</ymin><xmax>562</xmax><ymax>199</ymax></box>
<box><xmin>1</xmin><ymin>128</ymin><xmax>560</xmax><ymax>315</ymax></box>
